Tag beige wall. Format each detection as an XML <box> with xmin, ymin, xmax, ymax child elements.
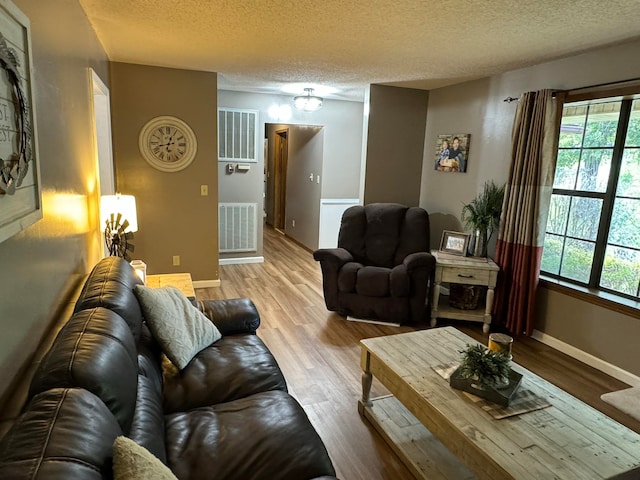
<box><xmin>364</xmin><ymin>84</ymin><xmax>429</xmax><ymax>206</ymax></box>
<box><xmin>110</xmin><ymin>63</ymin><xmax>218</xmax><ymax>282</ymax></box>
<box><xmin>0</xmin><ymin>0</ymin><xmax>109</xmax><ymax>401</ymax></box>
<box><xmin>420</xmin><ymin>38</ymin><xmax>640</xmax><ymax>378</ymax></box>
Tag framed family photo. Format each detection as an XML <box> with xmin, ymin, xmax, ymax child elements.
<box><xmin>439</xmin><ymin>230</ymin><xmax>470</xmax><ymax>256</ymax></box>
<box><xmin>434</xmin><ymin>134</ymin><xmax>470</xmax><ymax>173</ymax></box>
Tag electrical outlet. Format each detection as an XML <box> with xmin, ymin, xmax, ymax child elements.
<box><xmin>200</xmin><ymin>184</ymin><xmax>208</xmax><ymax>196</ymax></box>
<box><xmin>292</xmin><ymin>219</ymin><xmax>296</xmax><ymax>228</ymax></box>
<box><xmin>172</xmin><ymin>255</ymin><xmax>180</xmax><ymax>266</ymax></box>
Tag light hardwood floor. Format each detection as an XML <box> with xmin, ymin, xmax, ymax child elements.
<box><xmin>197</xmin><ymin>225</ymin><xmax>640</xmax><ymax>480</ymax></box>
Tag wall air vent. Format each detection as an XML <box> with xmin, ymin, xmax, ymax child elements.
<box><xmin>218</xmin><ymin>108</ymin><xmax>258</xmax><ymax>162</ymax></box>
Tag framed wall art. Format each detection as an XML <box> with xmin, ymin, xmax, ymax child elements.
<box><xmin>0</xmin><ymin>0</ymin><xmax>41</xmax><ymax>243</ymax></box>
<box><xmin>434</xmin><ymin>133</ymin><xmax>470</xmax><ymax>173</ymax></box>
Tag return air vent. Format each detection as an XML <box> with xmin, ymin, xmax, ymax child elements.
<box><xmin>219</xmin><ymin>203</ymin><xmax>257</xmax><ymax>253</ymax></box>
<box><xmin>218</xmin><ymin>108</ymin><xmax>258</xmax><ymax>162</ymax></box>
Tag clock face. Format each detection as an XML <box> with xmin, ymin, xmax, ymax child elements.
<box><xmin>139</xmin><ymin>116</ymin><xmax>197</xmax><ymax>172</ymax></box>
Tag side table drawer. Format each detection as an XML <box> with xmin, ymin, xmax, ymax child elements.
<box><xmin>441</xmin><ymin>267</ymin><xmax>490</xmax><ymax>286</ymax></box>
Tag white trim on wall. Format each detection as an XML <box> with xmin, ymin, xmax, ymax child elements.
<box><xmin>532</xmin><ymin>329</ymin><xmax>640</xmax><ymax>387</ymax></box>
<box><xmin>219</xmin><ymin>256</ymin><xmax>264</xmax><ymax>265</ymax></box>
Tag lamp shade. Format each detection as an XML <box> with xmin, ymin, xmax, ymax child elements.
<box><xmin>293</xmin><ymin>88</ymin><xmax>323</xmax><ymax>111</ymax></box>
<box><xmin>100</xmin><ymin>194</ymin><xmax>138</xmax><ymax>232</ymax></box>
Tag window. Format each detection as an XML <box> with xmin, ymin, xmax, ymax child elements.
<box><xmin>541</xmin><ymin>95</ymin><xmax>640</xmax><ymax>302</ymax></box>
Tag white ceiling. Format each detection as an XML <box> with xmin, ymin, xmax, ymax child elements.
<box><xmin>78</xmin><ymin>0</ymin><xmax>640</xmax><ymax>102</ymax></box>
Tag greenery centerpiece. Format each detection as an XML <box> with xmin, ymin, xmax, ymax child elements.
<box><xmin>458</xmin><ymin>344</ymin><xmax>510</xmax><ymax>388</ymax></box>
<box><xmin>461</xmin><ymin>180</ymin><xmax>506</xmax><ymax>257</ymax></box>
<box><xmin>449</xmin><ymin>343</ymin><xmax>521</xmax><ymax>406</ymax></box>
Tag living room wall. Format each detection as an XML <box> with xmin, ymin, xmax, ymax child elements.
<box><xmin>0</xmin><ymin>0</ymin><xmax>108</xmax><ymax>403</ymax></box>
<box><xmin>421</xmin><ymin>38</ymin><xmax>640</xmax><ymax>380</ymax></box>
<box><xmin>110</xmin><ymin>63</ymin><xmax>219</xmax><ymax>283</ymax></box>
<box><xmin>364</xmin><ymin>85</ymin><xmax>429</xmax><ymax>206</ymax></box>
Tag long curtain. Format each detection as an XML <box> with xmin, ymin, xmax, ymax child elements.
<box><xmin>492</xmin><ymin>89</ymin><xmax>560</xmax><ymax>335</ymax></box>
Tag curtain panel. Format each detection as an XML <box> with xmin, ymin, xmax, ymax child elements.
<box><xmin>492</xmin><ymin>89</ymin><xmax>561</xmax><ymax>335</ymax></box>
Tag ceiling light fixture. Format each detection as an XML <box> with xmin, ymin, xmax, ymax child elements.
<box><xmin>293</xmin><ymin>88</ymin><xmax>323</xmax><ymax>111</ymax></box>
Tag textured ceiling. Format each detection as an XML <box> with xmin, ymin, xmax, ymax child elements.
<box><xmin>78</xmin><ymin>0</ymin><xmax>640</xmax><ymax>101</ymax></box>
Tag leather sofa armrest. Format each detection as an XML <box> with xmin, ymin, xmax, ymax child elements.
<box><xmin>193</xmin><ymin>298</ymin><xmax>260</xmax><ymax>335</ymax></box>
<box><xmin>403</xmin><ymin>251</ymin><xmax>436</xmax><ymax>273</ymax></box>
<box><xmin>313</xmin><ymin>248</ymin><xmax>353</xmax><ymax>268</ymax></box>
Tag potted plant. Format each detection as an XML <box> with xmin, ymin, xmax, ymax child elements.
<box><xmin>458</xmin><ymin>344</ymin><xmax>510</xmax><ymax>389</ymax></box>
<box><xmin>450</xmin><ymin>343</ymin><xmax>521</xmax><ymax>406</ymax></box>
<box><xmin>461</xmin><ymin>180</ymin><xmax>505</xmax><ymax>257</ymax></box>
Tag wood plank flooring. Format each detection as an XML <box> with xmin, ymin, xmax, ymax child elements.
<box><xmin>197</xmin><ymin>225</ymin><xmax>640</xmax><ymax>480</ymax></box>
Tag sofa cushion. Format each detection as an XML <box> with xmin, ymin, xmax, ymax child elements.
<box><xmin>0</xmin><ymin>388</ymin><xmax>121</xmax><ymax>479</ymax></box>
<box><xmin>74</xmin><ymin>256</ymin><xmax>144</xmax><ymax>341</ymax></box>
<box><xmin>28</xmin><ymin>307</ymin><xmax>138</xmax><ymax>433</ymax></box>
<box><xmin>129</xmin><ymin>375</ymin><xmax>167</xmax><ymax>464</ymax></box>
<box><xmin>162</xmin><ymin>334</ymin><xmax>288</xmax><ymax>413</ymax></box>
<box><xmin>134</xmin><ymin>285</ymin><xmax>222</xmax><ymax>369</ymax></box>
<box><xmin>165</xmin><ymin>391</ymin><xmax>336</xmax><ymax>480</ymax></box>
<box><xmin>356</xmin><ymin>266</ymin><xmax>390</xmax><ymax>297</ymax></box>
<box><xmin>113</xmin><ymin>436</ymin><xmax>177</xmax><ymax>480</ymax></box>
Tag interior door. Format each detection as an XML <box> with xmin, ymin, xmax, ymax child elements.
<box><xmin>274</xmin><ymin>129</ymin><xmax>288</xmax><ymax>230</ymax></box>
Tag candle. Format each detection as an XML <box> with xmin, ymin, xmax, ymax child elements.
<box><xmin>488</xmin><ymin>333</ymin><xmax>513</xmax><ymax>358</ymax></box>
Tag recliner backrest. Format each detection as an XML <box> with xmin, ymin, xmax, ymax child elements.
<box><xmin>338</xmin><ymin>203</ymin><xmax>430</xmax><ymax>267</ymax></box>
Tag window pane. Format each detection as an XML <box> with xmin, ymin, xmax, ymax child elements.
<box><xmin>576</xmin><ymin>149</ymin><xmax>612</xmax><ymax>192</ymax></box>
<box><xmin>541</xmin><ymin>234</ymin><xmax>563</xmax><ymax>274</ymax></box>
<box><xmin>560</xmin><ymin>238</ymin><xmax>595</xmax><ymax>283</ymax></box>
<box><xmin>559</xmin><ymin>105</ymin><xmax>586</xmax><ymax>148</ymax></box>
<box><xmin>546</xmin><ymin>194</ymin><xmax>570</xmax><ymax>234</ymax></box>
<box><xmin>566</xmin><ymin>197</ymin><xmax>602</xmax><ymax>241</ymax></box>
<box><xmin>625</xmin><ymin>100</ymin><xmax>640</xmax><ymax>147</ymax></box>
<box><xmin>600</xmin><ymin>245</ymin><xmax>640</xmax><ymax>298</ymax></box>
<box><xmin>608</xmin><ymin>198</ymin><xmax>640</xmax><ymax>249</ymax></box>
<box><xmin>553</xmin><ymin>149</ymin><xmax>580</xmax><ymax>189</ymax></box>
<box><xmin>582</xmin><ymin>101</ymin><xmax>621</xmax><ymax>148</ymax></box>
<box><xmin>617</xmin><ymin>148</ymin><xmax>640</xmax><ymax>197</ymax></box>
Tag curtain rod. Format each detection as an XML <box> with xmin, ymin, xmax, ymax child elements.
<box><xmin>504</xmin><ymin>77</ymin><xmax>640</xmax><ymax>103</ymax></box>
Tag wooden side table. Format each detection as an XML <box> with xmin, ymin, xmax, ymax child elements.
<box><xmin>146</xmin><ymin>273</ymin><xmax>196</xmax><ymax>300</ymax></box>
<box><xmin>430</xmin><ymin>250</ymin><xmax>499</xmax><ymax>333</ymax></box>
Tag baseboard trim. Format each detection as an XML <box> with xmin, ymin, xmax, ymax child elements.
<box><xmin>192</xmin><ymin>279</ymin><xmax>221</xmax><ymax>288</ymax></box>
<box><xmin>219</xmin><ymin>256</ymin><xmax>264</xmax><ymax>265</ymax></box>
<box><xmin>531</xmin><ymin>329</ymin><xmax>640</xmax><ymax>387</ymax></box>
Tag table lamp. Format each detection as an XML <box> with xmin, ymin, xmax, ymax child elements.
<box><xmin>100</xmin><ymin>194</ymin><xmax>137</xmax><ymax>260</ymax></box>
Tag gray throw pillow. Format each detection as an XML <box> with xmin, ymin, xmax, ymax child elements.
<box><xmin>134</xmin><ymin>285</ymin><xmax>221</xmax><ymax>369</ymax></box>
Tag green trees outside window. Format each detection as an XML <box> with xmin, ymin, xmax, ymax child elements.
<box><xmin>541</xmin><ymin>97</ymin><xmax>640</xmax><ymax>300</ymax></box>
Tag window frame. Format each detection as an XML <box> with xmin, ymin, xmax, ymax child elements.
<box><xmin>541</xmin><ymin>84</ymin><xmax>640</xmax><ymax>307</ymax></box>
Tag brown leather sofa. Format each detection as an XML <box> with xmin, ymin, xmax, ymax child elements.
<box><xmin>0</xmin><ymin>257</ymin><xmax>337</xmax><ymax>479</ymax></box>
<box><xmin>313</xmin><ymin>203</ymin><xmax>435</xmax><ymax>325</ymax></box>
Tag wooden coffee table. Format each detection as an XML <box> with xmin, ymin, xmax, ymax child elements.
<box><xmin>146</xmin><ymin>273</ymin><xmax>196</xmax><ymax>300</ymax></box>
<box><xmin>359</xmin><ymin>327</ymin><xmax>640</xmax><ymax>480</ymax></box>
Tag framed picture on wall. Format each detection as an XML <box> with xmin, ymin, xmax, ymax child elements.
<box><xmin>434</xmin><ymin>134</ymin><xmax>470</xmax><ymax>173</ymax></box>
<box><xmin>0</xmin><ymin>0</ymin><xmax>42</xmax><ymax>243</ymax></box>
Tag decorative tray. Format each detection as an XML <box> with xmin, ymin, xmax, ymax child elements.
<box><xmin>449</xmin><ymin>367</ymin><xmax>523</xmax><ymax>407</ymax></box>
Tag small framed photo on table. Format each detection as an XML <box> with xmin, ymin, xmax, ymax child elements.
<box><xmin>439</xmin><ymin>230</ymin><xmax>470</xmax><ymax>256</ymax></box>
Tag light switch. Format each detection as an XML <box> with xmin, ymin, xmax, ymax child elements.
<box><xmin>309</xmin><ymin>173</ymin><xmax>314</xmax><ymax>182</ymax></box>
<box><xmin>316</xmin><ymin>175</ymin><xmax>320</xmax><ymax>184</ymax></box>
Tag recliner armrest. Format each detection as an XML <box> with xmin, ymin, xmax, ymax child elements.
<box><xmin>403</xmin><ymin>251</ymin><xmax>435</xmax><ymax>273</ymax></box>
<box><xmin>313</xmin><ymin>248</ymin><xmax>353</xmax><ymax>268</ymax></box>
<box><xmin>193</xmin><ymin>298</ymin><xmax>260</xmax><ymax>335</ymax></box>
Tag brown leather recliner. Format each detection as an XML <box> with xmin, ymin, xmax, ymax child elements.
<box><xmin>313</xmin><ymin>203</ymin><xmax>435</xmax><ymax>324</ymax></box>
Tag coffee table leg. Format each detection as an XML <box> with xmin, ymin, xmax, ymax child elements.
<box><xmin>361</xmin><ymin>351</ymin><xmax>373</xmax><ymax>407</ymax></box>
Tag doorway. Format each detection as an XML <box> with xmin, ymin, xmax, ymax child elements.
<box><xmin>273</xmin><ymin>129</ymin><xmax>288</xmax><ymax>231</ymax></box>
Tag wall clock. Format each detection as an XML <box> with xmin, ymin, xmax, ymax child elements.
<box><xmin>138</xmin><ymin>115</ymin><xmax>197</xmax><ymax>172</ymax></box>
